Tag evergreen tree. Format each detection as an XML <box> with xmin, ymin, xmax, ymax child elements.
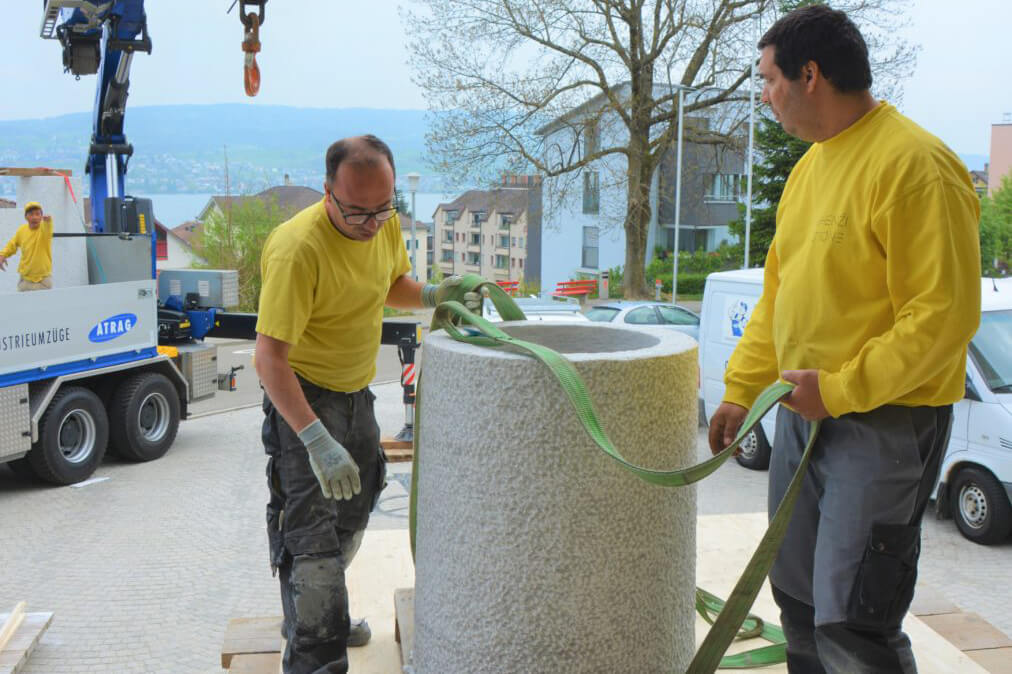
<box><xmin>728</xmin><ymin>114</ymin><xmax>812</xmax><ymax>267</ymax></box>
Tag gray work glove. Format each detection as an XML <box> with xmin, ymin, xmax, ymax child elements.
<box><xmin>422</xmin><ymin>275</ymin><xmax>482</xmax><ymax>311</ymax></box>
<box><xmin>298</xmin><ymin>419</ymin><xmax>361</xmax><ymax>500</ymax></box>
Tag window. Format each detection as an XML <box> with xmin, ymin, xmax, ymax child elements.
<box><xmin>498</xmin><ymin>235</ymin><xmax>509</xmax><ymax>248</ymax></box>
<box><xmin>584</xmin><ymin>121</ymin><xmax>599</xmax><ymax>159</ymax></box>
<box><xmin>582</xmin><ymin>226</ymin><xmax>599</xmax><ymax>269</ymax></box>
<box><xmin>155</xmin><ymin>227</ymin><xmax>168</xmax><ymax>260</ymax></box>
<box><xmin>658</xmin><ymin>306</ymin><xmax>700</xmax><ymax>326</ymax></box>
<box><xmin>467</xmin><ymin>252</ymin><xmax>480</xmax><ymax>265</ymax></box>
<box><xmin>519</xmin><ymin>258</ymin><xmax>523</xmax><ymax>269</ymax></box>
<box><xmin>441</xmin><ymin>249</ymin><xmax>454</xmax><ymax>262</ymax></box>
<box><xmin>586</xmin><ymin>306</ymin><xmax>619</xmax><ymax>322</ymax></box>
<box><xmin>511</xmin><ymin>237</ymin><xmax>517</xmax><ymax>247</ymax></box>
<box><xmin>495</xmin><ymin>255</ymin><xmax>508</xmax><ymax>269</ymax></box>
<box><xmin>500</xmin><ymin>213</ymin><xmax>513</xmax><ymax>230</ymax></box>
<box><xmin>444</xmin><ymin>230</ymin><xmax>453</xmax><ymax>243</ymax></box>
<box><xmin>472</xmin><ymin>211</ymin><xmax>486</xmax><ymax>227</ymax></box>
<box><xmin>706</xmin><ymin>174</ymin><xmax>744</xmax><ymax>201</ymax></box>
<box><xmin>470</xmin><ymin>232</ymin><xmax>481</xmax><ymax>246</ymax></box>
<box><xmin>624</xmin><ymin>307</ymin><xmax>660</xmax><ymax>325</ymax></box>
<box><xmin>511</xmin><ymin>257</ymin><xmax>516</xmax><ymax>268</ymax></box>
<box><xmin>582</xmin><ymin>171</ymin><xmax>600</xmax><ymax>214</ymax></box>
<box><xmin>461</xmin><ymin>253</ymin><xmax>465</xmax><ymax>262</ymax></box>
<box><xmin>519</xmin><ymin>237</ymin><xmax>524</xmax><ymax>248</ymax></box>
<box><xmin>445</xmin><ymin>210</ymin><xmax>458</xmax><ymax>225</ymax></box>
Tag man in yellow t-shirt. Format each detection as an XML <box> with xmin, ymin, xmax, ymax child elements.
<box><xmin>0</xmin><ymin>201</ymin><xmax>54</xmax><ymax>291</ymax></box>
<box><xmin>254</xmin><ymin>135</ymin><xmax>479</xmax><ymax>674</ymax></box>
<box><xmin>708</xmin><ymin>6</ymin><xmax>980</xmax><ymax>672</ymax></box>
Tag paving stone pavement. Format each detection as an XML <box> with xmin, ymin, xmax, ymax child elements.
<box><xmin>0</xmin><ymin>382</ymin><xmax>1008</xmax><ymax>673</ymax></box>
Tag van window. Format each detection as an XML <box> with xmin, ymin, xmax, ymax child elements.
<box><xmin>969</xmin><ymin>309</ymin><xmax>1012</xmax><ymax>392</ymax></box>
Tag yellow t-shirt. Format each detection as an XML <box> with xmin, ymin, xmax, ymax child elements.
<box><xmin>1</xmin><ymin>219</ymin><xmax>53</xmax><ymax>282</ymax></box>
<box><xmin>724</xmin><ymin>102</ymin><xmax>981</xmax><ymax>417</ymax></box>
<box><xmin>256</xmin><ymin>200</ymin><xmax>411</xmax><ymax>392</ymax></box>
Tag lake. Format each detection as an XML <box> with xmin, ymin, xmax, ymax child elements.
<box><xmin>138</xmin><ymin>192</ymin><xmax>457</xmax><ymax>228</ymax></box>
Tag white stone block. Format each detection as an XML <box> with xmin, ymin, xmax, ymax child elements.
<box><xmin>415</xmin><ymin>321</ymin><xmax>698</xmax><ymax>673</ymax></box>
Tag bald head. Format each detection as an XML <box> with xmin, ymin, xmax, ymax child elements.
<box><xmin>325</xmin><ymin>134</ymin><xmax>396</xmax><ymax>184</ymax></box>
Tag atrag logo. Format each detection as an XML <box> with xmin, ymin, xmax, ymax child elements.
<box><xmin>89</xmin><ymin>313</ymin><xmax>138</xmax><ymax>343</ymax></box>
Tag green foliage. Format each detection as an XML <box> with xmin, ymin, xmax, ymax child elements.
<box><xmin>192</xmin><ymin>197</ymin><xmax>287</xmax><ymax>312</ymax></box>
<box><xmin>394</xmin><ymin>189</ymin><xmax>412</xmax><ymax>219</ymax></box>
<box><xmin>728</xmin><ymin>113</ymin><xmax>812</xmax><ymax>267</ymax></box>
<box><xmin>517</xmin><ymin>276</ymin><xmax>541</xmax><ymax>297</ymax></box>
<box><xmin>980</xmin><ymin>173</ymin><xmax>1012</xmax><ymax>275</ymax></box>
<box><xmin>427</xmin><ymin>263</ymin><xmax>445</xmax><ymax>284</ymax></box>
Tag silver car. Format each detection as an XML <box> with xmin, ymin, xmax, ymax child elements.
<box><xmin>483</xmin><ymin>296</ymin><xmax>590</xmax><ymax>323</ymax></box>
<box><xmin>585</xmin><ymin>301</ymin><xmax>700</xmax><ymax>340</ymax></box>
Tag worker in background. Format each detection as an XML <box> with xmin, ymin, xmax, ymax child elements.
<box><xmin>254</xmin><ymin>134</ymin><xmax>478</xmax><ymax>674</ymax></box>
<box><xmin>708</xmin><ymin>6</ymin><xmax>980</xmax><ymax>673</ymax></box>
<box><xmin>0</xmin><ymin>201</ymin><xmax>54</xmax><ymax>291</ymax></box>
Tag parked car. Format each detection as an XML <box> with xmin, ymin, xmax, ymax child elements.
<box><xmin>585</xmin><ymin>301</ymin><xmax>700</xmax><ymax>340</ymax></box>
<box><xmin>483</xmin><ymin>296</ymin><xmax>590</xmax><ymax>323</ymax></box>
<box><xmin>698</xmin><ymin>269</ymin><xmax>1012</xmax><ymax>546</ymax></box>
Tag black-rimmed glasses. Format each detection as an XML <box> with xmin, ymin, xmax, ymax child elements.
<box><xmin>330</xmin><ymin>192</ymin><xmax>397</xmax><ymax>226</ymax></box>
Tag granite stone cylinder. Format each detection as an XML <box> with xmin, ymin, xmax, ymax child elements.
<box><xmin>414</xmin><ymin>322</ymin><xmax>698</xmax><ymax>673</ymax></box>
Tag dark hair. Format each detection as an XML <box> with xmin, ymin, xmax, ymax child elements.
<box><xmin>758</xmin><ymin>4</ymin><xmax>871</xmax><ymax>93</ymax></box>
<box><xmin>325</xmin><ymin>134</ymin><xmax>396</xmax><ymax>184</ymax></box>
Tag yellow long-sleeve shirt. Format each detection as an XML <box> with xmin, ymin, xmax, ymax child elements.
<box><xmin>724</xmin><ymin>102</ymin><xmax>981</xmax><ymax>417</ymax></box>
<box><xmin>1</xmin><ymin>219</ymin><xmax>54</xmax><ymax>283</ymax></box>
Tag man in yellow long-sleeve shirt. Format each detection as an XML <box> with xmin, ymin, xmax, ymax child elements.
<box><xmin>0</xmin><ymin>201</ymin><xmax>54</xmax><ymax>291</ymax></box>
<box><xmin>708</xmin><ymin>6</ymin><xmax>980</xmax><ymax>672</ymax></box>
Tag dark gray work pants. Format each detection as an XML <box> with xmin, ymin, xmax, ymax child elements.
<box><xmin>262</xmin><ymin>378</ymin><xmax>386</xmax><ymax>674</ymax></box>
<box><xmin>769</xmin><ymin>404</ymin><xmax>951</xmax><ymax>673</ymax></box>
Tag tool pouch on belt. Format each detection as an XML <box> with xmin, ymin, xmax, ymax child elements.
<box><xmin>847</xmin><ymin>522</ymin><xmax>920</xmax><ymax>631</ymax></box>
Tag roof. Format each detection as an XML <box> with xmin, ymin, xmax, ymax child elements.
<box><xmin>172</xmin><ymin>221</ymin><xmax>203</xmax><ymax>245</ymax></box>
<box><xmin>436</xmin><ymin>187</ymin><xmax>535</xmax><ymax>218</ymax></box>
<box><xmin>0</xmin><ymin>197</ymin><xmax>14</xmax><ymax>208</ymax></box>
<box><xmin>201</xmin><ymin>185</ymin><xmax>324</xmax><ymax>220</ymax></box>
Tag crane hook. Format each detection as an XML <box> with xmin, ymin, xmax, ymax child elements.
<box><xmin>242</xmin><ymin>12</ymin><xmax>261</xmax><ymax>97</ymax></box>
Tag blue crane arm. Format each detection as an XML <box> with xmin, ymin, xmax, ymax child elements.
<box><xmin>44</xmin><ymin>0</ymin><xmax>151</xmax><ymax>232</ymax></box>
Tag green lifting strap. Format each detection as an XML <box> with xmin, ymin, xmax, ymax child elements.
<box><xmin>409</xmin><ymin>275</ymin><xmax>820</xmax><ymax>672</ymax></box>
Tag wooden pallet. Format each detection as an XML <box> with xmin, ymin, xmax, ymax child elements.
<box><xmin>0</xmin><ymin>604</ymin><xmax>54</xmax><ymax>674</ymax></box>
<box><xmin>0</xmin><ymin>168</ymin><xmax>73</xmax><ymax>177</ymax></box>
<box><xmin>393</xmin><ymin>588</ymin><xmax>415</xmax><ymax>670</ymax></box>
<box><xmin>220</xmin><ymin>617</ymin><xmax>282</xmax><ymax>670</ymax></box>
<box><xmin>381</xmin><ymin>437</ymin><xmax>413</xmax><ymax>463</ymax></box>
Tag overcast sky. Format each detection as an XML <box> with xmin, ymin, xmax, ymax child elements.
<box><xmin>0</xmin><ymin>0</ymin><xmax>1008</xmax><ymax>164</ymax></box>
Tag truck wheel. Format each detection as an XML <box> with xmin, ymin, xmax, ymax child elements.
<box><xmin>109</xmin><ymin>372</ymin><xmax>180</xmax><ymax>462</ymax></box>
<box><xmin>7</xmin><ymin>457</ymin><xmax>38</xmax><ymax>481</ymax></box>
<box><xmin>29</xmin><ymin>386</ymin><xmax>109</xmax><ymax>485</ymax></box>
<box><xmin>735</xmin><ymin>425</ymin><xmax>771</xmax><ymax>471</ymax></box>
<box><xmin>952</xmin><ymin>467</ymin><xmax>1012</xmax><ymax>545</ymax></box>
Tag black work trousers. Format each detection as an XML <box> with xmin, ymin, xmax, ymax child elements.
<box><xmin>262</xmin><ymin>378</ymin><xmax>386</xmax><ymax>674</ymax></box>
<box><xmin>769</xmin><ymin>404</ymin><xmax>952</xmax><ymax>673</ymax></box>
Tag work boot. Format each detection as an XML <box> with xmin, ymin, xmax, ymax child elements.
<box><xmin>348</xmin><ymin>617</ymin><xmax>371</xmax><ymax>647</ymax></box>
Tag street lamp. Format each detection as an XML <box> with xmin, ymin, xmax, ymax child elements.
<box><xmin>406</xmin><ymin>172</ymin><xmax>420</xmax><ymax>281</ymax></box>
<box><xmin>668</xmin><ymin>82</ymin><xmax>696</xmax><ymax>302</ymax></box>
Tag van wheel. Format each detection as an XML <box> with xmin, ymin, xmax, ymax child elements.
<box><xmin>29</xmin><ymin>386</ymin><xmax>109</xmax><ymax>485</ymax></box>
<box><xmin>109</xmin><ymin>373</ymin><xmax>180</xmax><ymax>462</ymax></box>
<box><xmin>735</xmin><ymin>425</ymin><xmax>771</xmax><ymax>471</ymax></box>
<box><xmin>952</xmin><ymin>467</ymin><xmax>1012</xmax><ymax>545</ymax></box>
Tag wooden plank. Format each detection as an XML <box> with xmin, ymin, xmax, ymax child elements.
<box><xmin>0</xmin><ymin>168</ymin><xmax>73</xmax><ymax>177</ymax></box>
<box><xmin>384</xmin><ymin>448</ymin><xmax>414</xmax><ymax>463</ymax></box>
<box><xmin>0</xmin><ymin>604</ymin><xmax>25</xmax><ymax>653</ymax></box>
<box><xmin>0</xmin><ymin>612</ymin><xmax>54</xmax><ymax>674</ymax></box>
<box><xmin>227</xmin><ymin>653</ymin><xmax>282</xmax><ymax>674</ymax></box>
<box><xmin>394</xmin><ymin>588</ymin><xmax>415</xmax><ymax>669</ymax></box>
<box><xmin>910</xmin><ymin>585</ymin><xmax>960</xmax><ymax>617</ymax></box>
<box><xmin>220</xmin><ymin>617</ymin><xmax>282</xmax><ymax>669</ymax></box>
<box><xmin>381</xmin><ymin>437</ymin><xmax>412</xmax><ymax>450</ymax></box>
<box><xmin>920</xmin><ymin>612</ymin><xmax>1012</xmax><ymax>652</ymax></box>
<box><xmin>967</xmin><ymin>647</ymin><xmax>1012</xmax><ymax>674</ymax></box>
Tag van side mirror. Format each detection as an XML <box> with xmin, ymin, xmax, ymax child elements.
<box><xmin>965</xmin><ymin>374</ymin><xmax>981</xmax><ymax>401</ymax></box>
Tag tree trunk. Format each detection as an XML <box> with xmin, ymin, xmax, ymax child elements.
<box><xmin>623</xmin><ymin>128</ymin><xmax>654</xmax><ymax>298</ymax></box>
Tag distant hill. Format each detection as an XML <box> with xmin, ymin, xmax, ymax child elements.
<box><xmin>0</xmin><ymin>104</ymin><xmax>436</xmax><ymax>194</ymax></box>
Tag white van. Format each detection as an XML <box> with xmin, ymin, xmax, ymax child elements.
<box><xmin>699</xmin><ymin>270</ymin><xmax>1012</xmax><ymax>545</ymax></box>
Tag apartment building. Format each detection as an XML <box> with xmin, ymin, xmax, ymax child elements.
<box><xmin>432</xmin><ymin>176</ymin><xmax>542</xmax><ymax>283</ymax></box>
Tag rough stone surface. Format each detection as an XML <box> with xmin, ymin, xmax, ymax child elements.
<box><xmin>414</xmin><ymin>322</ymin><xmax>699</xmax><ymax>673</ymax></box>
